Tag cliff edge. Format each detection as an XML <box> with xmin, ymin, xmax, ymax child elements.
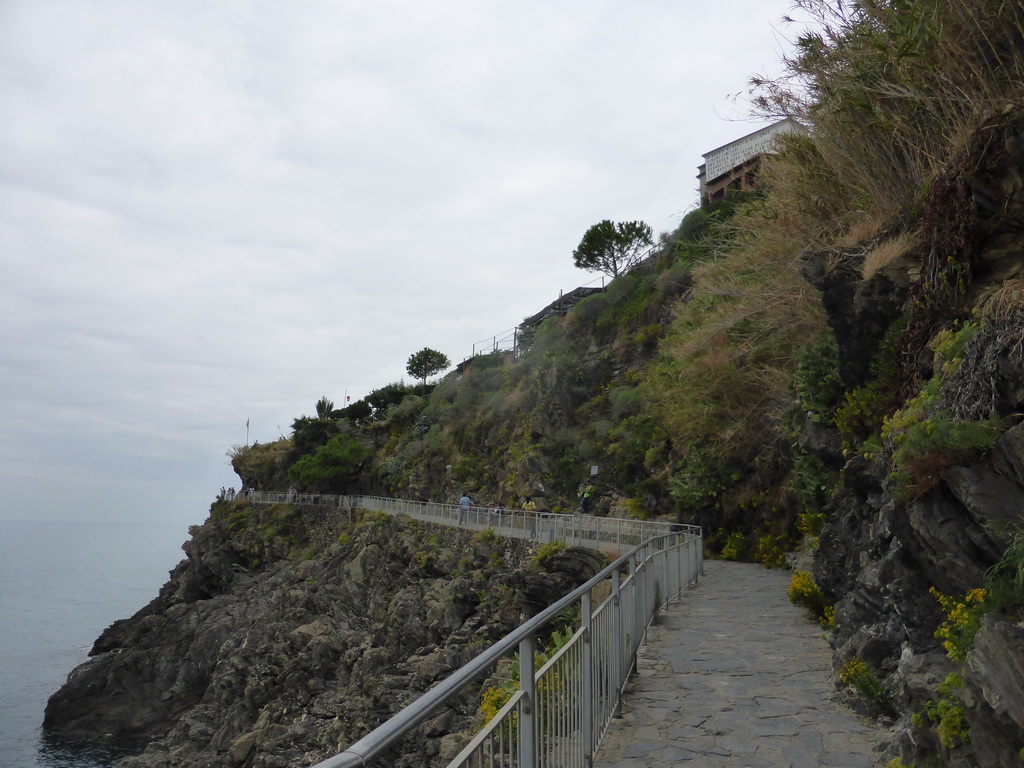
<box><xmin>44</xmin><ymin>502</ymin><xmax>605</xmax><ymax>767</ymax></box>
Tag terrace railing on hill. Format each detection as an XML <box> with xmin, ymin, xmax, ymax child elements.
<box><xmin>234</xmin><ymin>490</ymin><xmax>702</xmax><ymax>767</ymax></box>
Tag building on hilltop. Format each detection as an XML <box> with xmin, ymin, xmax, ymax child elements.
<box><xmin>697</xmin><ymin>118</ymin><xmax>806</xmax><ymax>204</ymax></box>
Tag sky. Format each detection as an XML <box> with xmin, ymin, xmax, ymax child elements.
<box><xmin>0</xmin><ymin>0</ymin><xmax>805</xmax><ymax>526</ymax></box>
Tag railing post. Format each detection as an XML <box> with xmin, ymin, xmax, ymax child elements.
<box><xmin>661</xmin><ymin>540</ymin><xmax>669</xmax><ymax>609</ymax></box>
<box><xmin>519</xmin><ymin>635</ymin><xmax>537</xmax><ymax>768</ymax></box>
<box><xmin>611</xmin><ymin>569</ymin><xmax>622</xmax><ymax>718</ymax></box>
<box><xmin>581</xmin><ymin>590</ymin><xmax>593</xmax><ymax>766</ymax></box>
<box><xmin>675</xmin><ymin>534</ymin><xmax>683</xmax><ymax>599</ymax></box>
<box><xmin>629</xmin><ymin>556</ymin><xmax>641</xmax><ymax>655</ymax></box>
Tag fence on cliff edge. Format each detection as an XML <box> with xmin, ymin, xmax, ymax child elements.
<box><xmin>231</xmin><ymin>491</ymin><xmax>701</xmax><ymax>768</ymax></box>
<box><xmin>233</xmin><ymin>490</ymin><xmax>693</xmax><ymax>554</ymax></box>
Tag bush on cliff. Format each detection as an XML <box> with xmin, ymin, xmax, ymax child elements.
<box><xmin>288</xmin><ymin>433</ymin><xmax>373</xmax><ymax>492</ymax></box>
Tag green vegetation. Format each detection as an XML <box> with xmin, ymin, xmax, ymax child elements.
<box><xmin>406</xmin><ymin>347</ymin><xmax>451</xmax><ymax>385</ymax></box>
<box><xmin>572</xmin><ymin>219</ymin><xmax>653</xmax><ymax>278</ymax></box>
<box><xmin>913</xmin><ymin>673</ymin><xmax>971</xmax><ymax>750</ymax></box>
<box><xmin>288</xmin><ymin>433</ymin><xmax>373</xmax><ymax>492</ymax></box>
<box><xmin>225</xmin><ymin>1</ymin><xmax>1024</xmax><ymax>624</ymax></box>
<box><xmin>930</xmin><ymin>587</ymin><xmax>988</xmax><ymax>662</ymax></box>
<box><xmin>755</xmin><ymin>534</ymin><xmax>788</xmax><ymax>569</ymax></box>
<box><xmin>881</xmin><ymin>322</ymin><xmax>1005</xmax><ymax>499</ymax></box>
<box><xmin>479</xmin><ymin>623</ymin><xmax>576</xmax><ymax>729</ymax></box>
<box><xmin>786</xmin><ymin>331</ymin><xmax>844</xmax><ymax>517</ymax></box>
<box><xmin>532</xmin><ymin>541</ymin><xmax>566</xmax><ymax>566</ymax></box>
<box><xmin>787</xmin><ymin>570</ymin><xmax>831</xmax><ymax>623</ymax></box>
<box><xmin>839</xmin><ymin>656</ymin><xmax>892</xmax><ymax>714</ymax></box>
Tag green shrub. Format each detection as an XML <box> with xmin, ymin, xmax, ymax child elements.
<box><xmin>472</xmin><ymin>527</ymin><xmax>500</xmax><ymax>545</ymax></box>
<box><xmin>669</xmin><ymin>446</ymin><xmax>742</xmax><ymax>513</ymax></box>
<box><xmin>839</xmin><ymin>656</ymin><xmax>892</xmax><ymax>713</ymax></box>
<box><xmin>720</xmin><ymin>532</ymin><xmax>747</xmax><ymax>561</ymax></box>
<box><xmin>879</xmin><ymin>321</ymin><xmax>1004</xmax><ymax>500</ymax></box>
<box><xmin>787</xmin><ymin>570</ymin><xmax>830</xmax><ymax>621</ymax></box>
<box><xmin>622</xmin><ymin>498</ymin><xmax>649</xmax><ymax>520</ymax></box>
<box><xmin>755</xmin><ymin>534</ymin><xmax>788</xmax><ymax>569</ymax></box>
<box><xmin>633</xmin><ymin>323</ymin><xmax>663</xmax><ymax>349</ymax></box>
<box><xmin>533</xmin><ymin>541</ymin><xmax>566</xmax><ymax>565</ymax></box>
<box><xmin>288</xmin><ymin>433</ymin><xmax>373</xmax><ymax>490</ymax></box>
<box><xmin>608</xmin><ymin>386</ymin><xmax>643</xmax><ymax>420</ymax></box>
<box><xmin>930</xmin><ymin>587</ymin><xmax>988</xmax><ymax>661</ymax></box>
<box><xmin>985</xmin><ymin>531</ymin><xmax>1024</xmax><ymax>618</ymax></box>
<box><xmin>797</xmin><ymin>511</ymin><xmax>828</xmax><ymax>538</ymax></box>
<box><xmin>916</xmin><ymin>674</ymin><xmax>970</xmax><ymax>750</ymax></box>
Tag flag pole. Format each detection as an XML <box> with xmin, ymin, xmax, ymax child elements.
<box><xmin>246</xmin><ymin>418</ymin><xmax>250</xmax><ymax>447</ymax></box>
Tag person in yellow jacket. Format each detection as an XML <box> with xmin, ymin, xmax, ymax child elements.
<box><xmin>579</xmin><ymin>483</ymin><xmax>595</xmax><ymax>513</ymax></box>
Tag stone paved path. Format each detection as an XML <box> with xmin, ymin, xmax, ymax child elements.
<box><xmin>593</xmin><ymin>559</ymin><xmax>887</xmax><ymax>767</ymax></box>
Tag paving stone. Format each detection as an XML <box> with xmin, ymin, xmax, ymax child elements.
<box><xmin>622</xmin><ymin>739</ymin><xmax>670</xmax><ymax>758</ymax></box>
<box><xmin>592</xmin><ymin>560</ymin><xmax>887</xmax><ymax>768</ymax></box>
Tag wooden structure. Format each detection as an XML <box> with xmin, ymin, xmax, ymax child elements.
<box><xmin>697</xmin><ymin>118</ymin><xmax>806</xmax><ymax>203</ymax></box>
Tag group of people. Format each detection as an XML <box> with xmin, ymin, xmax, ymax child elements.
<box><xmin>457</xmin><ymin>493</ymin><xmax>545</xmax><ymax>536</ymax></box>
<box><xmin>456</xmin><ymin>485</ymin><xmax>595</xmax><ymax>520</ymax></box>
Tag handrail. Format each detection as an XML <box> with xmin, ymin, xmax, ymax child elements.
<box><xmin>310</xmin><ymin>529</ymin><xmax>700</xmax><ymax>768</ymax></box>
<box><xmin>229</xmin><ymin>491</ymin><xmax>703</xmax><ymax>768</ymax></box>
<box><xmin>221</xmin><ymin>490</ymin><xmax>701</xmax><ymax>766</ymax></box>
<box><xmin>228</xmin><ymin>490</ymin><xmax>696</xmax><ymax>553</ymax></box>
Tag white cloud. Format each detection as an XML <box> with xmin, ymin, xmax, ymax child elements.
<box><xmin>0</xmin><ymin>0</ymin><xmax>803</xmax><ymax>524</ymax></box>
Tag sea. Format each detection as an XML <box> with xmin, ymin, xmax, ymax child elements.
<box><xmin>0</xmin><ymin>519</ymin><xmax>191</xmax><ymax>768</ymax></box>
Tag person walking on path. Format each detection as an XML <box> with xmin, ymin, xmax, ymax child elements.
<box><xmin>459</xmin><ymin>493</ymin><xmax>471</xmax><ymax>525</ymax></box>
<box><xmin>593</xmin><ymin>559</ymin><xmax>885</xmax><ymax>767</ymax></box>
<box><xmin>579</xmin><ymin>482</ymin><xmax>595</xmax><ymax>513</ymax></box>
<box><xmin>522</xmin><ymin>498</ymin><xmax>537</xmax><ymax>538</ymax></box>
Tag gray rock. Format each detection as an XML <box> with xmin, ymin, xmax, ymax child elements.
<box><xmin>993</xmin><ymin>421</ymin><xmax>1024</xmax><ymax>489</ymax></box>
<box><xmin>944</xmin><ymin>463</ymin><xmax>1024</xmax><ymax>550</ymax></box>
<box><xmin>966</xmin><ymin>614</ymin><xmax>1024</xmax><ymax>732</ymax></box>
<box><xmin>43</xmin><ymin>508</ymin><xmax>603</xmax><ymax>768</ymax></box>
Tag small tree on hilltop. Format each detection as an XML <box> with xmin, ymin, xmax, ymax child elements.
<box><xmin>573</xmin><ymin>219</ymin><xmax>654</xmax><ymax>278</ymax></box>
<box><xmin>406</xmin><ymin>347</ymin><xmax>451</xmax><ymax>385</ymax></box>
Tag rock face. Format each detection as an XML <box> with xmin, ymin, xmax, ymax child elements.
<box><xmin>43</xmin><ymin>502</ymin><xmax>605</xmax><ymax>768</ymax></box>
<box><xmin>804</xmin><ymin>115</ymin><xmax>1024</xmax><ymax>768</ymax></box>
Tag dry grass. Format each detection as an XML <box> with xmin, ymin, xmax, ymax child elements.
<box><xmin>752</xmin><ymin>0</ymin><xmax>1024</xmax><ymax>226</ymax></box>
<box><xmin>650</xmin><ymin>185</ymin><xmax>827</xmax><ymax>464</ymax></box>
<box><xmin>980</xmin><ymin>278</ymin><xmax>1024</xmax><ymax>319</ymax></box>
<box><xmin>649</xmin><ymin>0</ymin><xmax>1024</xmax><ymax>518</ymax></box>
<box><xmin>837</xmin><ymin>213</ymin><xmax>892</xmax><ymax>248</ymax></box>
<box><xmin>861</xmin><ymin>229</ymin><xmax>921</xmax><ymax>282</ymax></box>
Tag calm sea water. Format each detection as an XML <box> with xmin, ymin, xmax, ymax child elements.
<box><xmin>0</xmin><ymin>519</ymin><xmax>191</xmax><ymax>768</ymax></box>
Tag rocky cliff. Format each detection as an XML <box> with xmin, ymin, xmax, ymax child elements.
<box><xmin>802</xmin><ymin>112</ymin><xmax>1024</xmax><ymax>767</ymax></box>
<box><xmin>44</xmin><ymin>502</ymin><xmax>605</xmax><ymax>767</ymax></box>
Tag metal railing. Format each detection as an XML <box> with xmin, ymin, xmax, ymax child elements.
<box><xmin>244</xmin><ymin>493</ymin><xmax>703</xmax><ymax>768</ymax></box>
<box><xmin>231</xmin><ymin>490</ymin><xmax>695</xmax><ymax>553</ymax></box>
<box><xmin>472</xmin><ymin>328</ymin><xmax>520</xmax><ymax>357</ymax></box>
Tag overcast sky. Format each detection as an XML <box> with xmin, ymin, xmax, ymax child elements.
<box><xmin>1</xmin><ymin>0</ymin><xmax>804</xmax><ymax>526</ymax></box>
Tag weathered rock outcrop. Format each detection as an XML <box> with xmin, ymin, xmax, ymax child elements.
<box><xmin>44</xmin><ymin>502</ymin><xmax>605</xmax><ymax>767</ymax></box>
<box><xmin>804</xmin><ymin>113</ymin><xmax>1024</xmax><ymax>767</ymax></box>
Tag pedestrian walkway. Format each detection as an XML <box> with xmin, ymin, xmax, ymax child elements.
<box><xmin>594</xmin><ymin>559</ymin><xmax>887</xmax><ymax>768</ymax></box>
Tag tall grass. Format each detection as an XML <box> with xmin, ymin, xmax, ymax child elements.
<box><xmin>647</xmin><ymin>189</ymin><xmax>828</xmax><ymax>526</ymax></box>
<box><xmin>650</xmin><ymin>0</ymin><xmax>1024</xmax><ymax>523</ymax></box>
<box><xmin>753</xmin><ymin>0</ymin><xmax>1024</xmax><ymax>224</ymax></box>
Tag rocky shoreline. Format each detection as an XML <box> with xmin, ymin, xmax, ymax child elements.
<box><xmin>44</xmin><ymin>503</ymin><xmax>605</xmax><ymax>767</ymax></box>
